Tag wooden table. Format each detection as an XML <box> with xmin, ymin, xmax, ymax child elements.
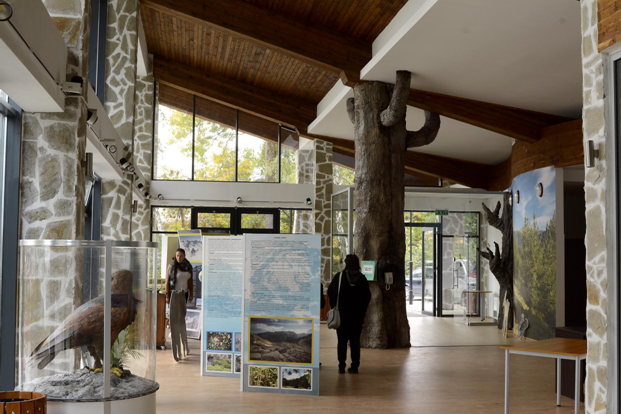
<box><xmin>501</xmin><ymin>338</ymin><xmax>587</xmax><ymax>414</ymax></box>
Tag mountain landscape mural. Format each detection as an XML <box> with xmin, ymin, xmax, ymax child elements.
<box><xmin>512</xmin><ymin>166</ymin><xmax>557</xmax><ymax>340</ymax></box>
<box><xmin>249</xmin><ymin>318</ymin><xmax>312</xmax><ymax>364</ymax></box>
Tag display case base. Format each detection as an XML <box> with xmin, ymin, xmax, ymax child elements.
<box><xmin>47</xmin><ymin>392</ymin><xmax>156</xmax><ymax>414</ymax></box>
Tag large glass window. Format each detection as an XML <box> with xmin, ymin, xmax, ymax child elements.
<box><xmin>154</xmin><ymin>85</ymin><xmax>298</xmax><ymax>183</ymax></box>
<box><xmin>150</xmin><ymin>207</ymin><xmax>192</xmax><ymax>285</ymax></box>
<box><xmin>194</xmin><ymin>96</ymin><xmax>236</xmax><ymax>181</ymax></box>
<box><xmin>334</xmin><ymin>164</ymin><xmax>355</xmax><ymax>186</ymax></box>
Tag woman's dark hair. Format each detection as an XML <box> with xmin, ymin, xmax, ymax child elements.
<box><xmin>176</xmin><ymin>248</ymin><xmax>186</xmax><ymax>255</ymax></box>
<box><xmin>344</xmin><ymin>254</ymin><xmax>360</xmax><ymax>272</ymax></box>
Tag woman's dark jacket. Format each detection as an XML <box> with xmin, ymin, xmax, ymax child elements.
<box><xmin>327</xmin><ymin>270</ymin><xmax>371</xmax><ymax>329</ymax></box>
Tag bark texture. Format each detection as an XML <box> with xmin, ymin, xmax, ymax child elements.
<box><xmin>347</xmin><ymin>71</ymin><xmax>440</xmax><ymax>349</ymax></box>
<box><xmin>480</xmin><ymin>193</ymin><xmax>514</xmax><ymax>329</ymax></box>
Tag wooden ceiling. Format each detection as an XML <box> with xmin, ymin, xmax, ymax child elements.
<box><xmin>141</xmin><ymin>0</ymin><xmax>407</xmax><ymax>104</ymax></box>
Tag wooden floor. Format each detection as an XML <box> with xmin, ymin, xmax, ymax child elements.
<box><xmin>155</xmin><ymin>316</ymin><xmax>584</xmax><ymax>413</ymax></box>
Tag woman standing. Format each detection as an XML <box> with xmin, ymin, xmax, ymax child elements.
<box><xmin>328</xmin><ymin>254</ymin><xmax>371</xmax><ymax>374</ymax></box>
<box><xmin>165</xmin><ymin>248</ymin><xmax>194</xmax><ymax>305</ymax></box>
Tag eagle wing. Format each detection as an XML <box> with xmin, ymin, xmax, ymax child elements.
<box><xmin>29</xmin><ymin>296</ymin><xmax>133</xmax><ymax>370</ymax></box>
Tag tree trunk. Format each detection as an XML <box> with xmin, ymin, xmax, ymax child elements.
<box><xmin>352</xmin><ymin>81</ymin><xmax>410</xmax><ymax>348</ymax></box>
<box><xmin>347</xmin><ymin>70</ymin><xmax>441</xmax><ymax>349</ymax></box>
<box><xmin>481</xmin><ymin>193</ymin><xmax>514</xmax><ymax>330</ymax></box>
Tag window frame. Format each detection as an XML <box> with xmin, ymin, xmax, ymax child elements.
<box><xmin>152</xmin><ymin>93</ymin><xmax>292</xmax><ymax>184</ymax></box>
<box><xmin>0</xmin><ymin>96</ymin><xmax>22</xmax><ymax>389</ymax></box>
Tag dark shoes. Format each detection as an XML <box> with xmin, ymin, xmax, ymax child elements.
<box><xmin>347</xmin><ymin>367</ymin><xmax>359</xmax><ymax>374</ymax></box>
<box><xmin>338</xmin><ymin>367</ymin><xmax>346</xmax><ymax>374</ymax></box>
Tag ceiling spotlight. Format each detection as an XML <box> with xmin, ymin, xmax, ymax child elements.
<box><xmin>157</xmin><ymin>194</ymin><xmax>164</xmax><ymax>200</ymax></box>
<box><xmin>305</xmin><ymin>197</ymin><xmax>312</xmax><ymax>206</ymax></box>
<box><xmin>119</xmin><ymin>158</ymin><xmax>131</xmax><ymax>170</ymax></box>
<box><xmin>86</xmin><ymin>109</ymin><xmax>98</xmax><ymax>126</ymax></box>
<box><xmin>107</xmin><ymin>144</ymin><xmax>117</xmax><ymax>154</ymax></box>
<box><xmin>128</xmin><ymin>166</ymin><xmax>135</xmax><ymax>173</ymax></box>
<box><xmin>236</xmin><ymin>197</ymin><xmax>243</xmax><ymax>204</ymax></box>
<box><xmin>144</xmin><ymin>192</ymin><xmax>150</xmax><ymax>198</ymax></box>
<box><xmin>0</xmin><ymin>1</ymin><xmax>13</xmax><ymax>22</ymax></box>
<box><xmin>137</xmin><ymin>183</ymin><xmax>144</xmax><ymax>190</ymax></box>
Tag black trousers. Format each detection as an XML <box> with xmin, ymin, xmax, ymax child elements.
<box><xmin>336</xmin><ymin>325</ymin><xmax>362</xmax><ymax>369</ymax></box>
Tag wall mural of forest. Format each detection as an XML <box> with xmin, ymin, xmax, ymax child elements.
<box><xmin>512</xmin><ymin>166</ymin><xmax>557</xmax><ymax>340</ymax></box>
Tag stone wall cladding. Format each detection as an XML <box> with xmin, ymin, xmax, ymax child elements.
<box><xmin>581</xmin><ymin>1</ymin><xmax>608</xmax><ymax>413</ymax></box>
<box><xmin>293</xmin><ymin>145</ymin><xmax>315</xmax><ymax>234</ymax></box>
<box><xmin>131</xmin><ymin>57</ymin><xmax>155</xmax><ymax>241</ymax></box>
<box><xmin>102</xmin><ymin>0</ymin><xmax>140</xmax><ymax>241</ymax></box>
<box><xmin>314</xmin><ymin>140</ymin><xmax>333</xmax><ymax>289</ymax></box>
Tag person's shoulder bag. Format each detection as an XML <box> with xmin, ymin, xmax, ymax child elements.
<box><xmin>327</xmin><ymin>273</ymin><xmax>342</xmax><ymax>330</ymax></box>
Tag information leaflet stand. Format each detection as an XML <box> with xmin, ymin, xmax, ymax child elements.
<box><xmin>242</xmin><ymin>234</ymin><xmax>321</xmax><ymax>396</ymax></box>
<box><xmin>201</xmin><ymin>236</ymin><xmax>244</xmax><ymax>377</ymax></box>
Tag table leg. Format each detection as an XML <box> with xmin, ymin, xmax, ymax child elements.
<box><xmin>575</xmin><ymin>357</ymin><xmax>580</xmax><ymax>414</ymax></box>
<box><xmin>557</xmin><ymin>358</ymin><xmax>561</xmax><ymax>406</ymax></box>
<box><xmin>505</xmin><ymin>349</ymin><xmax>510</xmax><ymax>414</ymax></box>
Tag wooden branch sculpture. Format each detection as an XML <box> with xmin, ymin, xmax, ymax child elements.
<box><xmin>344</xmin><ymin>70</ymin><xmax>440</xmax><ymax>349</ymax></box>
<box><xmin>480</xmin><ymin>193</ymin><xmax>514</xmax><ymax>329</ymax></box>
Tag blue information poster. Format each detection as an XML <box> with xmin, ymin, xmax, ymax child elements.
<box><xmin>242</xmin><ymin>234</ymin><xmax>321</xmax><ymax>396</ymax></box>
<box><xmin>201</xmin><ymin>236</ymin><xmax>244</xmax><ymax>377</ymax></box>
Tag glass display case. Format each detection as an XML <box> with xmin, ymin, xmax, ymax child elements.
<box><xmin>17</xmin><ymin>240</ymin><xmax>158</xmax><ymax>407</ymax></box>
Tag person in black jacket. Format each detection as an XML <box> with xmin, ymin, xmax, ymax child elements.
<box><xmin>328</xmin><ymin>254</ymin><xmax>371</xmax><ymax>374</ymax></box>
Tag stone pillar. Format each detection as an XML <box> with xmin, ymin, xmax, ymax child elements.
<box><xmin>293</xmin><ymin>137</ymin><xmax>315</xmax><ymax>233</ymax></box>
<box><xmin>313</xmin><ymin>140</ymin><xmax>333</xmax><ymax>289</ymax></box>
<box><xmin>101</xmin><ymin>0</ymin><xmax>140</xmax><ymax>241</ymax></box>
<box><xmin>580</xmin><ymin>1</ymin><xmax>608</xmax><ymax>413</ymax></box>
<box><xmin>20</xmin><ymin>0</ymin><xmax>91</xmax><ymax>241</ymax></box>
<box><xmin>19</xmin><ymin>0</ymin><xmax>91</xmax><ymax>377</ymax></box>
<box><xmin>131</xmin><ymin>57</ymin><xmax>155</xmax><ymax>242</ymax></box>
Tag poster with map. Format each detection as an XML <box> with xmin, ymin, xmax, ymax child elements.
<box><xmin>201</xmin><ymin>236</ymin><xmax>244</xmax><ymax>377</ymax></box>
<box><xmin>242</xmin><ymin>234</ymin><xmax>321</xmax><ymax>396</ymax></box>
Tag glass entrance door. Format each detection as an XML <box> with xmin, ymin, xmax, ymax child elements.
<box><xmin>421</xmin><ymin>227</ymin><xmax>439</xmax><ymax>316</ymax></box>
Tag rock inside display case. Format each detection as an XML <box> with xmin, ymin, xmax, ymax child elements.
<box><xmin>17</xmin><ymin>240</ymin><xmax>159</xmax><ymax>414</ymax></box>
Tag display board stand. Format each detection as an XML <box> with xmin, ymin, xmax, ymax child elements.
<box><xmin>241</xmin><ymin>234</ymin><xmax>321</xmax><ymax>396</ymax></box>
<box><xmin>201</xmin><ymin>236</ymin><xmax>244</xmax><ymax>377</ymax></box>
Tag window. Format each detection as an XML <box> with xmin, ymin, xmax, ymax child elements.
<box><xmin>154</xmin><ymin>85</ymin><xmax>298</xmax><ymax>183</ymax></box>
<box><xmin>150</xmin><ymin>207</ymin><xmax>192</xmax><ymax>284</ymax></box>
<box><xmin>334</xmin><ymin>164</ymin><xmax>355</xmax><ymax>186</ymax></box>
<box><xmin>0</xmin><ymin>92</ymin><xmax>22</xmax><ymax>389</ymax></box>
<box><xmin>279</xmin><ymin>209</ymin><xmax>312</xmax><ymax>234</ymax></box>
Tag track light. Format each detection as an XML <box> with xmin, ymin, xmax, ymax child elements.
<box><xmin>157</xmin><ymin>194</ymin><xmax>164</xmax><ymax>200</ymax></box>
<box><xmin>0</xmin><ymin>1</ymin><xmax>13</xmax><ymax>22</ymax></box>
<box><xmin>86</xmin><ymin>109</ymin><xmax>98</xmax><ymax>126</ymax></box>
<box><xmin>137</xmin><ymin>183</ymin><xmax>144</xmax><ymax>190</ymax></box>
<box><xmin>119</xmin><ymin>158</ymin><xmax>132</xmax><ymax>171</ymax></box>
<box><xmin>144</xmin><ymin>192</ymin><xmax>150</xmax><ymax>199</ymax></box>
<box><xmin>236</xmin><ymin>197</ymin><xmax>243</xmax><ymax>204</ymax></box>
<box><xmin>128</xmin><ymin>166</ymin><xmax>135</xmax><ymax>173</ymax></box>
<box><xmin>106</xmin><ymin>144</ymin><xmax>117</xmax><ymax>154</ymax></box>
<box><xmin>306</xmin><ymin>197</ymin><xmax>312</xmax><ymax>206</ymax></box>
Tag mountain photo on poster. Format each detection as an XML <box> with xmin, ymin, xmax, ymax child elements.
<box><xmin>249</xmin><ymin>317</ymin><xmax>313</xmax><ymax>364</ymax></box>
<box><xmin>281</xmin><ymin>368</ymin><xmax>312</xmax><ymax>391</ymax></box>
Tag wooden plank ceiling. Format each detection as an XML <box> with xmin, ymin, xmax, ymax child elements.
<box><xmin>141</xmin><ymin>0</ymin><xmax>407</xmax><ymax>104</ymax></box>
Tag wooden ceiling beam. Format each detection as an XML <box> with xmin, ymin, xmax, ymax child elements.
<box><xmin>408</xmin><ymin>89</ymin><xmax>575</xmax><ymax>143</ymax></box>
<box><xmin>308</xmin><ymin>135</ymin><xmax>488</xmax><ymax>189</ymax></box>
<box><xmin>142</xmin><ymin>0</ymin><xmax>371</xmax><ymax>85</ymax></box>
<box><xmin>154</xmin><ymin>59</ymin><xmax>317</xmax><ymax>129</ymax></box>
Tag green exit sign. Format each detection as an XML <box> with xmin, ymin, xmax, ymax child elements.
<box><xmin>435</xmin><ymin>210</ymin><xmax>449</xmax><ymax>216</ymax></box>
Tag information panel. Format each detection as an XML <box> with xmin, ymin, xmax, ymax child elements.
<box><xmin>242</xmin><ymin>234</ymin><xmax>321</xmax><ymax>396</ymax></box>
<box><xmin>201</xmin><ymin>236</ymin><xmax>244</xmax><ymax>377</ymax></box>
